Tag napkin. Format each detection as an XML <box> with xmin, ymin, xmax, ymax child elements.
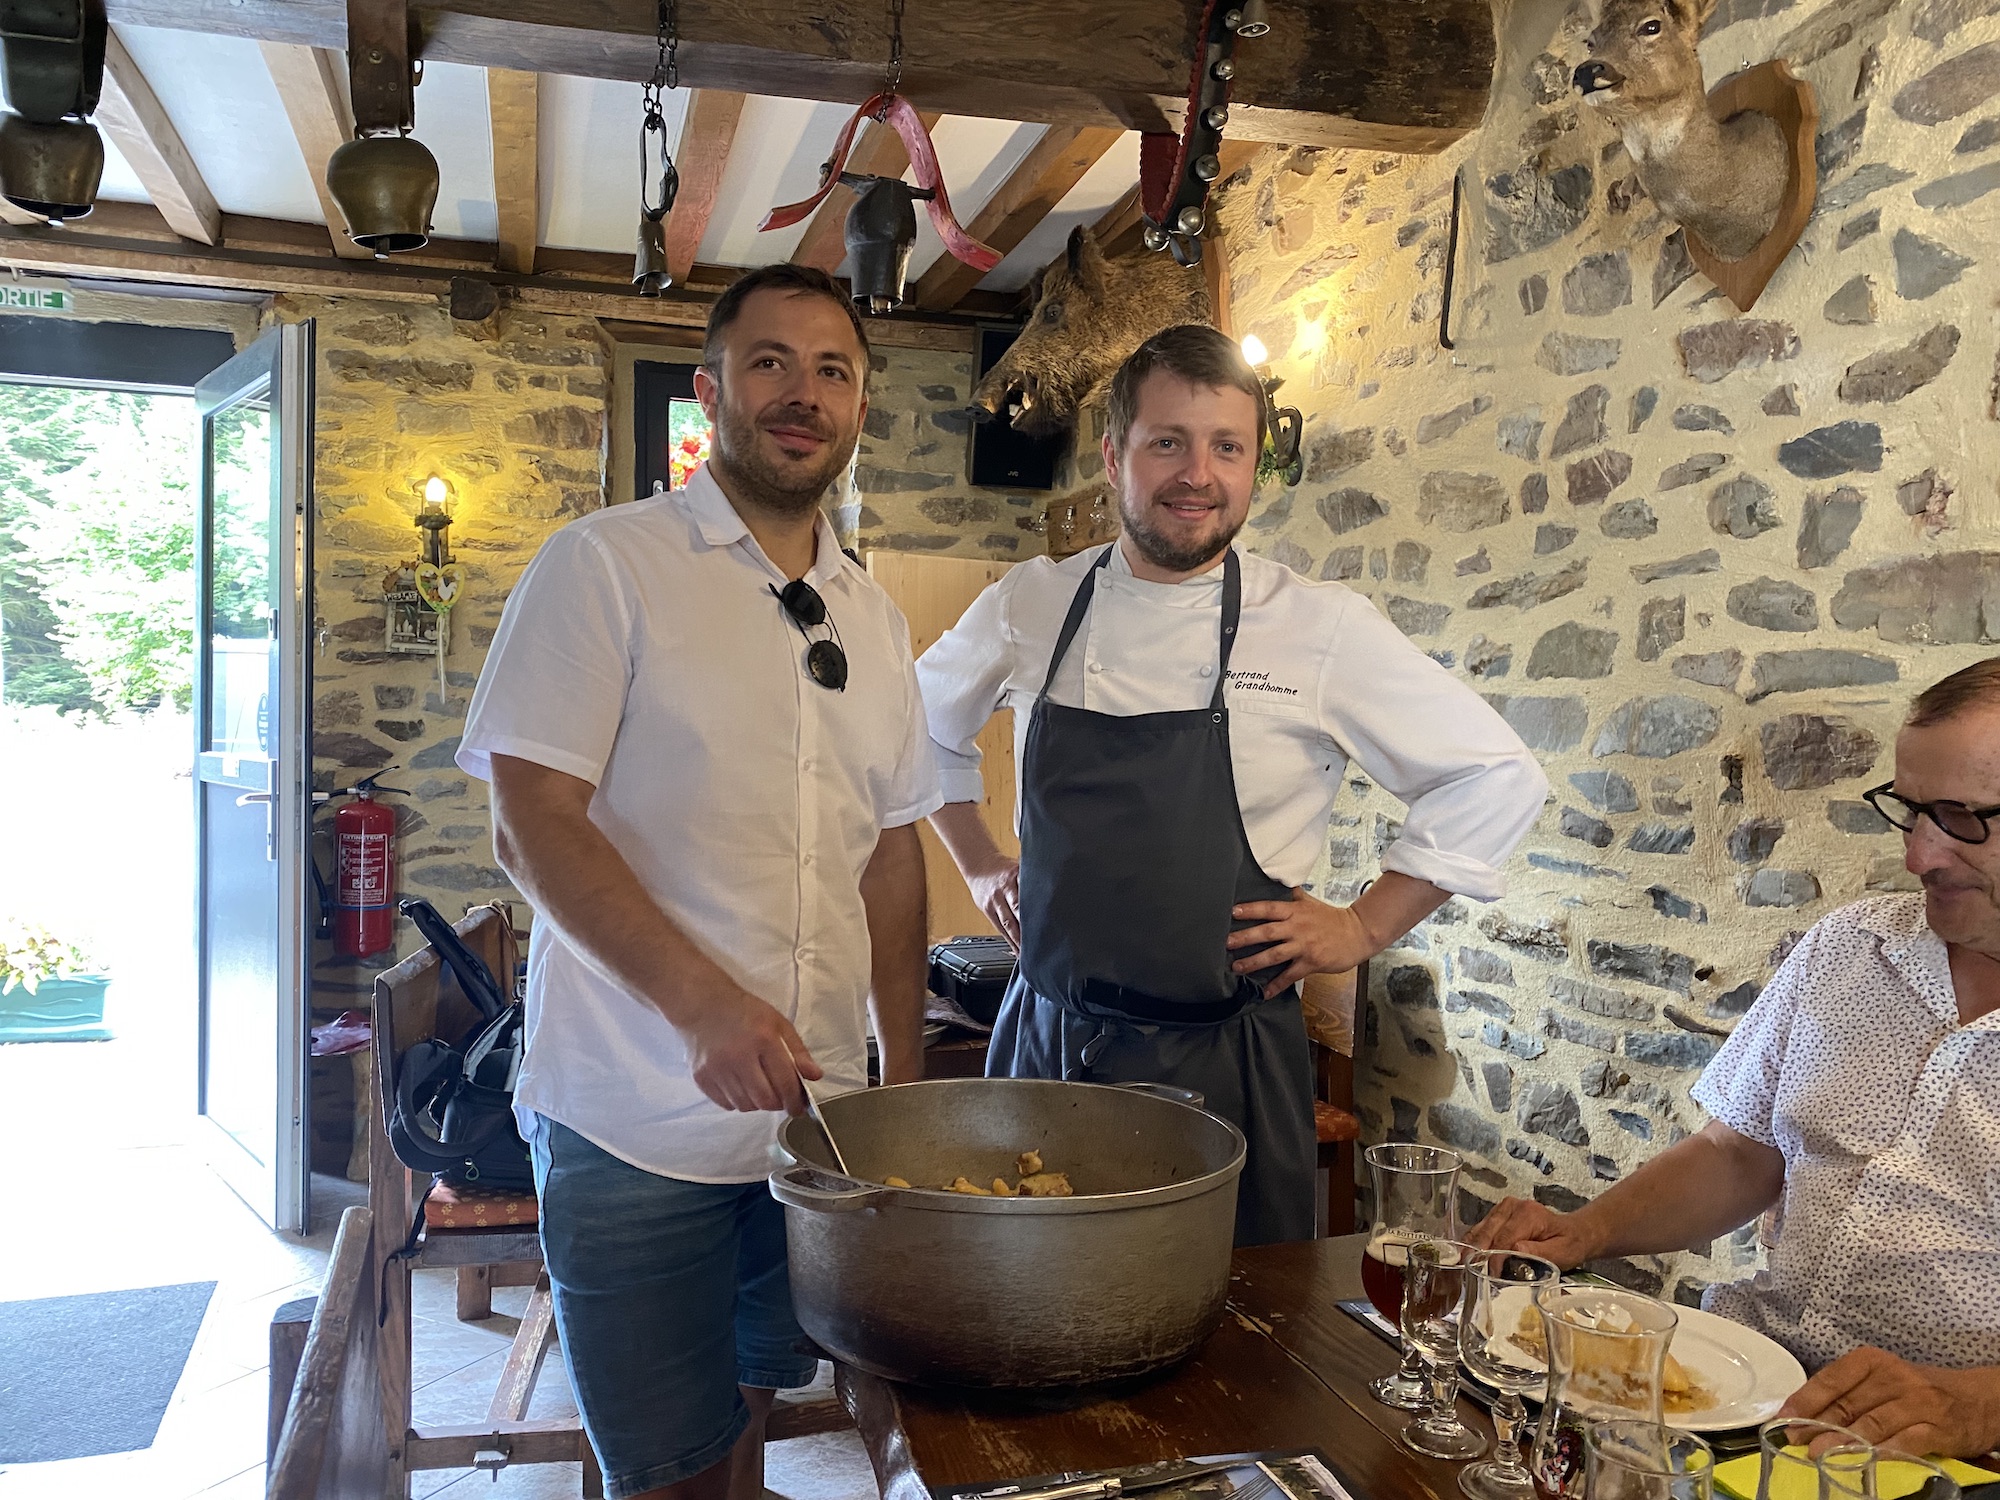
<box><xmin>1714</xmin><ymin>1448</ymin><xmax>2000</xmax><ymax>1500</ymax></box>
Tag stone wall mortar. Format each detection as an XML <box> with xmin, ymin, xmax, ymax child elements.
<box><xmin>1218</xmin><ymin>0</ymin><xmax>2000</xmax><ymax>1298</ymax></box>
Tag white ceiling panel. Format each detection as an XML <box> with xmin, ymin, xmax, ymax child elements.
<box><xmin>111</xmin><ymin>26</ymin><xmax>322</xmax><ymax>221</ymax></box>
<box><xmin>697</xmin><ymin>96</ymin><xmax>858</xmax><ymax>268</ymax></box>
<box><xmin>978</xmin><ymin>129</ymin><xmax>1140</xmax><ymax>292</ymax></box>
<box><xmin>538</xmin><ymin>74</ymin><xmax>679</xmax><ymax>254</ymax></box>
<box><xmin>411</xmin><ymin>60</ymin><xmax>498</xmax><ymax>243</ymax></box>
<box><xmin>93</xmin><ymin>130</ymin><xmax>149</xmax><ymax>204</ymax></box>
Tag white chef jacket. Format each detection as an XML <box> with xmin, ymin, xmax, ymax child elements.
<box><xmin>1693</xmin><ymin>894</ymin><xmax>2000</xmax><ymax>1371</ymax></box>
<box><xmin>916</xmin><ymin>542</ymin><xmax>1547</xmax><ymax>900</ymax></box>
<box><xmin>458</xmin><ymin>468</ymin><xmax>942</xmax><ymax>1183</ymax></box>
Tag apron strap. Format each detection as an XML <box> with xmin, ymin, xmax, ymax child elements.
<box><xmin>1036</xmin><ymin>547</ymin><xmax>1115</xmax><ymax>700</ymax></box>
<box><xmin>1037</xmin><ymin>546</ymin><xmax>1246</xmax><ymax>708</ymax></box>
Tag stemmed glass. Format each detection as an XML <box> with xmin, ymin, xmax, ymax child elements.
<box><xmin>1363</xmin><ymin>1142</ymin><xmax>1461</xmax><ymax>1409</ymax></box>
<box><xmin>1399</xmin><ymin>1238</ymin><xmax>1488</xmax><ymax>1461</ymax></box>
<box><xmin>1587</xmin><ymin>1419</ymin><xmax>1715</xmax><ymax>1500</ymax></box>
<box><xmin>1457</xmin><ymin>1249</ymin><xmax>1561</xmax><ymax>1500</ymax></box>
<box><xmin>1529</xmin><ymin>1285</ymin><xmax>1678</xmax><ymax>1500</ymax></box>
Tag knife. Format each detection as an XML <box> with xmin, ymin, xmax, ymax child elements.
<box><xmin>966</xmin><ymin>1459</ymin><xmax>1254</xmax><ymax>1500</ymax></box>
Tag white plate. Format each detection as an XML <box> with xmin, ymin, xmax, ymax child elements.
<box><xmin>1467</xmin><ymin>1287</ymin><xmax>1807</xmax><ymax>1432</ymax></box>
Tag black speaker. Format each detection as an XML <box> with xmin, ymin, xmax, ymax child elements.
<box><xmin>969</xmin><ymin>324</ymin><xmax>1063</xmax><ymax>491</ymax></box>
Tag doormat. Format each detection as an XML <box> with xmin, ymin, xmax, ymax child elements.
<box><xmin>0</xmin><ymin>1281</ymin><xmax>217</xmax><ymax>1463</ymax></box>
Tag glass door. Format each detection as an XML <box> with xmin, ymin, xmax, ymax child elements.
<box><xmin>191</xmin><ymin>321</ymin><xmax>313</xmax><ymax>1232</ymax></box>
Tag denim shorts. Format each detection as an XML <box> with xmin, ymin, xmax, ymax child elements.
<box><xmin>525</xmin><ymin>1113</ymin><xmax>820</xmax><ymax>1500</ymax></box>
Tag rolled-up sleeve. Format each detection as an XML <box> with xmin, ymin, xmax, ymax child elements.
<box><xmin>913</xmin><ymin>572</ymin><xmax>1018</xmax><ymax>806</ymax></box>
<box><xmin>1318</xmin><ymin>597</ymin><xmax>1548</xmax><ymax>901</ymax></box>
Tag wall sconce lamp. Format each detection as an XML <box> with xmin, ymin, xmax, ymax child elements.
<box><xmin>415</xmin><ymin>474</ymin><xmax>454</xmax><ymax>566</ymax></box>
<box><xmin>1238</xmin><ymin>334</ymin><xmax>1303</xmax><ymax>487</ymax></box>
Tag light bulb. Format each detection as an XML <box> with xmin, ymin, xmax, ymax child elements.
<box><xmin>423</xmin><ymin>475</ymin><xmax>450</xmax><ymax>507</ymax></box>
<box><xmin>1239</xmin><ymin>334</ymin><xmax>1269</xmax><ymax>367</ymax></box>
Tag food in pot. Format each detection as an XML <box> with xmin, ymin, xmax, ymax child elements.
<box><xmin>878</xmin><ymin>1154</ymin><xmax>1074</xmax><ymax>1198</ymax></box>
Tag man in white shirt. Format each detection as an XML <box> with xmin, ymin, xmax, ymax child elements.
<box><xmin>458</xmin><ymin>264</ymin><xmax>940</xmax><ymax>1500</ymax></box>
<box><xmin>1471</xmin><ymin>657</ymin><xmax>2000</xmax><ymax>1458</ymax></box>
<box><xmin>917</xmin><ymin>324</ymin><xmax>1548</xmax><ymax>1246</ymax></box>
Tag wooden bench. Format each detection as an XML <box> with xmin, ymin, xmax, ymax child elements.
<box><xmin>269</xmin><ymin>1206</ymin><xmax>389</xmax><ymax>1499</ymax></box>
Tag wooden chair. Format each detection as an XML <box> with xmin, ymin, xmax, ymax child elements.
<box><xmin>1302</xmin><ymin>963</ymin><xmax>1364</xmax><ymax>1237</ymax></box>
<box><xmin>369</xmin><ymin>904</ymin><xmax>851</xmax><ymax>1498</ymax></box>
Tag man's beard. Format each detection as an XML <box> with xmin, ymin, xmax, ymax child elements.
<box><xmin>710</xmin><ymin>392</ymin><xmax>852</xmax><ymax>517</ymax></box>
<box><xmin>1118</xmin><ymin>480</ymin><xmax>1245</xmax><ymax>574</ymax></box>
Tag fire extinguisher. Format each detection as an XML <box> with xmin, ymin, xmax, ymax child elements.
<box><xmin>332</xmin><ymin>768</ymin><xmax>408</xmax><ymax>958</ymax></box>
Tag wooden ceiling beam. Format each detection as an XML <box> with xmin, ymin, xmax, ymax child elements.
<box><xmin>913</xmin><ymin>124</ymin><xmax>1120</xmax><ymax>310</ymax></box>
<box><xmin>0</xmin><ymin>204</ymin><xmax>981</xmax><ymax>350</ymax></box>
<box><xmin>789</xmin><ymin>111</ymin><xmax>940</xmax><ymax>274</ymax></box>
<box><xmin>103</xmin><ymin>0</ymin><xmax>1491</xmax><ymax>153</ymax></box>
<box><xmin>96</xmin><ymin>26</ymin><xmax>223</xmax><ymax>244</ymax></box>
<box><xmin>486</xmin><ymin>68</ymin><xmax>541</xmax><ymax>273</ymax></box>
<box><xmin>258</xmin><ymin>42</ymin><xmax>374</xmax><ymax>260</ymax></box>
<box><xmin>661</xmin><ymin>89</ymin><xmax>747</xmax><ymax>288</ymax></box>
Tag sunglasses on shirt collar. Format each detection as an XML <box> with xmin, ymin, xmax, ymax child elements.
<box><xmin>771</xmin><ymin>579</ymin><xmax>848</xmax><ymax>691</ymax></box>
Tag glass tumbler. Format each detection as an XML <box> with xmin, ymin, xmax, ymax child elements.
<box><xmin>1756</xmin><ymin>1420</ymin><xmax>1876</xmax><ymax>1500</ymax></box>
<box><xmin>1587</xmin><ymin>1419</ymin><xmax>1715</xmax><ymax>1500</ymax></box>
<box><xmin>1363</xmin><ymin>1142</ymin><xmax>1461</xmax><ymax>1409</ymax></box>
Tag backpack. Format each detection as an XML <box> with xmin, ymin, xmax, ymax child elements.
<box><xmin>385</xmin><ymin>899</ymin><xmax>535</xmax><ymax>1192</ymax></box>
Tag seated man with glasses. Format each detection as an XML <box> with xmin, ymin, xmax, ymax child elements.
<box><xmin>1472</xmin><ymin>656</ymin><xmax>2000</xmax><ymax>1458</ymax></box>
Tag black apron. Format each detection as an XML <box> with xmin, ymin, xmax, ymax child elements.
<box><xmin>988</xmin><ymin>546</ymin><xmax>1316</xmax><ymax>1247</ymax></box>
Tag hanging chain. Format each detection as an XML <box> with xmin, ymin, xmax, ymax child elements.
<box><xmin>883</xmin><ymin>0</ymin><xmax>904</xmax><ymax>97</ymax></box>
<box><xmin>640</xmin><ymin>0</ymin><xmax>680</xmax><ymax>219</ymax></box>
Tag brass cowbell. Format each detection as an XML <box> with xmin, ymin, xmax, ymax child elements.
<box><xmin>0</xmin><ymin>0</ymin><xmax>108</xmax><ymax>222</ymax></box>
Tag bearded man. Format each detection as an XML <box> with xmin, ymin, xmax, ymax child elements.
<box><xmin>916</xmin><ymin>324</ymin><xmax>1547</xmax><ymax>1245</ymax></box>
<box><xmin>459</xmin><ymin>264</ymin><xmax>938</xmax><ymax>1500</ymax></box>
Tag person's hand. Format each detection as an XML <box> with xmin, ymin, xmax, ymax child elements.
<box><xmin>1777</xmin><ymin>1347</ymin><xmax>2000</xmax><ymax>1458</ymax></box>
<box><xmin>967</xmin><ymin>856</ymin><xmax>1022</xmax><ymax>951</ymax></box>
<box><xmin>1228</xmin><ymin>887</ymin><xmax>1374</xmax><ymax>998</ymax></box>
<box><xmin>681</xmin><ymin>982</ymin><xmax>821</xmax><ymax>1114</ymax></box>
<box><xmin>1463</xmin><ymin>1196</ymin><xmax>1601</xmax><ymax>1270</ymax></box>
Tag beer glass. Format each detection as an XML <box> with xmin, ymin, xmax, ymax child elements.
<box><xmin>1457</xmin><ymin>1250</ymin><xmax>1561</xmax><ymax>1500</ymax></box>
<box><xmin>1586</xmin><ymin>1419</ymin><xmax>1715</xmax><ymax>1500</ymax></box>
<box><xmin>1364</xmin><ymin>1142</ymin><xmax>1461</xmax><ymax>1409</ymax></box>
<box><xmin>1528</xmin><ymin>1285</ymin><xmax>1677</xmax><ymax>1500</ymax></box>
<box><xmin>1756</xmin><ymin>1420</ymin><xmax>1876</xmax><ymax>1500</ymax></box>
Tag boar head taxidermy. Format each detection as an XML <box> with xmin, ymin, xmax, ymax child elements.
<box><xmin>1573</xmin><ymin>0</ymin><xmax>1788</xmax><ymax>260</ymax></box>
<box><xmin>971</xmin><ymin>223</ymin><xmax>1209</xmax><ymax>440</ymax></box>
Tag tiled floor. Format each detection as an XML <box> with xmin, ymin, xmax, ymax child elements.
<box><xmin>0</xmin><ymin>1024</ymin><xmax>879</xmax><ymax>1500</ymax></box>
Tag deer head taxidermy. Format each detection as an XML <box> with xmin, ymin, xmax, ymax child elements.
<box><xmin>1574</xmin><ymin>0</ymin><xmax>1817</xmax><ymax>309</ymax></box>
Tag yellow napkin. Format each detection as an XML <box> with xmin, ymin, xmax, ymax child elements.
<box><xmin>1715</xmin><ymin>1448</ymin><xmax>2000</xmax><ymax>1500</ymax></box>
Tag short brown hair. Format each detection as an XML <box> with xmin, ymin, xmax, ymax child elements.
<box><xmin>702</xmin><ymin>263</ymin><xmax>871</xmax><ymax>385</ymax></box>
<box><xmin>1106</xmin><ymin>323</ymin><xmax>1267</xmax><ymax>455</ymax></box>
<box><xmin>1907</xmin><ymin>655</ymin><xmax>2000</xmax><ymax>727</ymax></box>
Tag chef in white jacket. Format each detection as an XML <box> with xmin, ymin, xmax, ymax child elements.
<box><xmin>916</xmin><ymin>324</ymin><xmax>1547</xmax><ymax>1245</ymax></box>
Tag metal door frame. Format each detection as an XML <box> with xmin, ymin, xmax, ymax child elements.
<box><xmin>191</xmin><ymin>320</ymin><xmax>315</xmax><ymax>1233</ymax></box>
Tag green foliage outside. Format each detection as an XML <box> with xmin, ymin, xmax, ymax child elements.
<box><xmin>0</xmin><ymin>381</ymin><xmax>218</xmax><ymax>715</ymax></box>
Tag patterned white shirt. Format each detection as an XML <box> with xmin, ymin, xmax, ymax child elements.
<box><xmin>1692</xmin><ymin>894</ymin><xmax>2000</xmax><ymax>1372</ymax></box>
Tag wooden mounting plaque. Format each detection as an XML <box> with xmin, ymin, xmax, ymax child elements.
<box><xmin>1686</xmin><ymin>58</ymin><xmax>1819</xmax><ymax>313</ymax></box>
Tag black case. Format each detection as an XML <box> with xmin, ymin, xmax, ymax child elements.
<box><xmin>927</xmin><ymin>936</ymin><xmax>1018</xmax><ymax>1025</ymax></box>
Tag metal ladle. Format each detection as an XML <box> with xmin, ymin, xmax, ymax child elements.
<box><xmin>798</xmin><ymin>1073</ymin><xmax>853</xmax><ymax>1178</ymax></box>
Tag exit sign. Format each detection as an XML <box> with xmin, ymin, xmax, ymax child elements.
<box><xmin>1</xmin><ymin>284</ymin><xmax>71</xmax><ymax>311</ymax></box>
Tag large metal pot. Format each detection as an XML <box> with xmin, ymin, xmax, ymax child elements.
<box><xmin>771</xmin><ymin>1077</ymin><xmax>1244</xmax><ymax>1388</ymax></box>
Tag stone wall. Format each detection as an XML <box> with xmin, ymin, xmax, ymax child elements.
<box><xmin>1216</xmin><ymin>0</ymin><xmax>1999</xmax><ymax>1297</ymax></box>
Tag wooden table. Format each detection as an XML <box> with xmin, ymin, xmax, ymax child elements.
<box><xmin>840</xmin><ymin>1233</ymin><xmax>1496</xmax><ymax>1500</ymax></box>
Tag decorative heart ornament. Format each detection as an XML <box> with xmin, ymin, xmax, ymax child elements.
<box><xmin>414</xmin><ymin>561</ymin><xmax>464</xmax><ymax>611</ymax></box>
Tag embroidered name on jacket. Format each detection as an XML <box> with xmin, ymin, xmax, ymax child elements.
<box><xmin>1226</xmin><ymin>669</ymin><xmax>1302</xmax><ymax>699</ymax></box>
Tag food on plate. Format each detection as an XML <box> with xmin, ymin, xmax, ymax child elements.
<box><xmin>880</xmin><ymin>1151</ymin><xmax>1074</xmax><ymax>1197</ymax></box>
<box><xmin>1511</xmin><ymin>1302</ymin><xmax>1713</xmax><ymax>1414</ymax></box>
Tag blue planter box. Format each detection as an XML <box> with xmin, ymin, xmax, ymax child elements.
<box><xmin>0</xmin><ymin>974</ymin><xmax>113</xmax><ymax>1042</ymax></box>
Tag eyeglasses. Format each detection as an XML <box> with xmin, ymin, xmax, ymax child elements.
<box><xmin>771</xmin><ymin>579</ymin><xmax>847</xmax><ymax>691</ymax></box>
<box><xmin>1862</xmin><ymin>781</ymin><xmax>2000</xmax><ymax>845</ymax></box>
